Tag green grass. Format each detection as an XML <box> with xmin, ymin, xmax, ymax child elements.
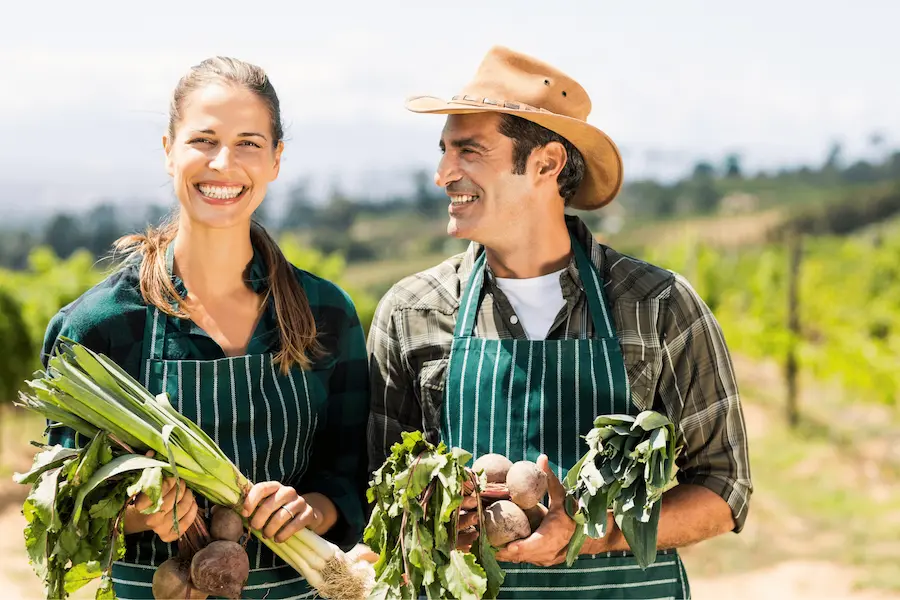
<box><xmin>680</xmin><ymin>358</ymin><xmax>900</xmax><ymax>592</ymax></box>
<box><xmin>344</xmin><ymin>251</ymin><xmax>455</xmax><ymax>297</ymax></box>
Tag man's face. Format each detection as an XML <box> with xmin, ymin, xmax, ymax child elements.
<box><xmin>435</xmin><ymin>113</ymin><xmax>535</xmax><ymax>247</ymax></box>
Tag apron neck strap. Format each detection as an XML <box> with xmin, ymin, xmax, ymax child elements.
<box><xmin>140</xmin><ymin>305</ymin><xmax>168</xmax><ymax>363</ymax></box>
<box><xmin>570</xmin><ymin>237</ymin><xmax>616</xmax><ymax>338</ymax></box>
<box><xmin>454</xmin><ymin>250</ymin><xmax>488</xmax><ymax>338</ymax></box>
<box><xmin>139</xmin><ymin>245</ymin><xmax>177</xmax><ymax>363</ymax></box>
<box><xmin>453</xmin><ymin>234</ymin><xmax>615</xmax><ymax>339</ymax></box>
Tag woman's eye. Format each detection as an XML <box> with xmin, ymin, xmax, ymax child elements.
<box><xmin>189</xmin><ymin>138</ymin><xmax>213</xmax><ymax>145</ymax></box>
<box><xmin>239</xmin><ymin>141</ymin><xmax>262</xmax><ymax>148</ymax></box>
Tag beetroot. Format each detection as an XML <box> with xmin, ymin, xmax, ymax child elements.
<box><xmin>190</xmin><ymin>540</ymin><xmax>250</xmax><ymax>599</ymax></box>
<box><xmin>152</xmin><ymin>557</ymin><xmax>208</xmax><ymax>599</ymax></box>
<box><xmin>210</xmin><ymin>507</ymin><xmax>245</xmax><ymax>543</ymax></box>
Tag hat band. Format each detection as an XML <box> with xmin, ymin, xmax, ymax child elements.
<box><xmin>450</xmin><ymin>95</ymin><xmax>552</xmax><ymax>114</ymax></box>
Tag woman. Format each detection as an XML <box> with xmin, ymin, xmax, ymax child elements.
<box><xmin>40</xmin><ymin>57</ymin><xmax>370</xmax><ymax>599</ymax></box>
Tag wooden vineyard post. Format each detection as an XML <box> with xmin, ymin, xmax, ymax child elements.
<box><xmin>785</xmin><ymin>231</ymin><xmax>803</xmax><ymax>428</ymax></box>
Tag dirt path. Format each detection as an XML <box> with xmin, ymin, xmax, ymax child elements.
<box><xmin>691</xmin><ymin>561</ymin><xmax>900</xmax><ymax>600</ymax></box>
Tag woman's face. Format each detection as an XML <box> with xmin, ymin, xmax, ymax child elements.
<box><xmin>164</xmin><ymin>82</ymin><xmax>282</xmax><ymax>230</ymax></box>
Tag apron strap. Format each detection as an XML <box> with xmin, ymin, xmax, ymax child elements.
<box><xmin>139</xmin><ymin>245</ymin><xmax>178</xmax><ymax>382</ymax></box>
<box><xmin>454</xmin><ymin>235</ymin><xmax>616</xmax><ymax>340</ymax></box>
<box><xmin>570</xmin><ymin>237</ymin><xmax>616</xmax><ymax>339</ymax></box>
<box><xmin>453</xmin><ymin>250</ymin><xmax>488</xmax><ymax>338</ymax></box>
<box><xmin>141</xmin><ymin>306</ymin><xmax>168</xmax><ymax>361</ymax></box>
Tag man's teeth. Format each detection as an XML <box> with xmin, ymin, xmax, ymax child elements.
<box><xmin>450</xmin><ymin>194</ymin><xmax>479</xmax><ymax>204</ymax></box>
<box><xmin>198</xmin><ymin>184</ymin><xmax>244</xmax><ymax>200</ymax></box>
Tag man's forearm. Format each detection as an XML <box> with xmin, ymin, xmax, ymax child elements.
<box><xmin>581</xmin><ymin>483</ymin><xmax>735</xmax><ymax>554</ymax></box>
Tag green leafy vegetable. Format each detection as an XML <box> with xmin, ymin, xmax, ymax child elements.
<box><xmin>364</xmin><ymin>431</ymin><xmax>505</xmax><ymax>599</ymax></box>
<box><xmin>20</xmin><ymin>432</ymin><xmax>150</xmax><ymax>599</ymax></box>
<box><xmin>16</xmin><ymin>339</ymin><xmax>375</xmax><ymax>599</ymax></box>
<box><xmin>563</xmin><ymin>410</ymin><xmax>682</xmax><ymax>568</ymax></box>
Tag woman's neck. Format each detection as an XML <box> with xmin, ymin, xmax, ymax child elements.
<box><xmin>171</xmin><ymin>217</ymin><xmax>254</xmax><ymax>299</ymax></box>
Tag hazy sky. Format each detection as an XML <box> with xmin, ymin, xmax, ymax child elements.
<box><xmin>1</xmin><ymin>0</ymin><xmax>897</xmax><ymax>216</ymax></box>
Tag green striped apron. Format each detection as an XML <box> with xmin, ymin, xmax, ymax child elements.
<box><xmin>442</xmin><ymin>236</ymin><xmax>690</xmax><ymax>599</ymax></box>
<box><xmin>111</xmin><ymin>305</ymin><xmax>323</xmax><ymax>600</ymax></box>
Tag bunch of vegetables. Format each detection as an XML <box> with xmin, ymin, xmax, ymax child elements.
<box><xmin>563</xmin><ymin>411</ymin><xmax>682</xmax><ymax>568</ymax></box>
<box><xmin>15</xmin><ymin>339</ymin><xmax>374</xmax><ymax>599</ymax></box>
<box><xmin>151</xmin><ymin>506</ymin><xmax>251</xmax><ymax>599</ymax></box>
<box><xmin>363</xmin><ymin>431</ymin><xmax>505</xmax><ymax>599</ymax></box>
<box><xmin>465</xmin><ymin>454</ymin><xmax>549</xmax><ymax>549</ymax></box>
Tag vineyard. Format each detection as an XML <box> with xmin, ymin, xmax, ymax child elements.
<box><xmin>3</xmin><ymin>216</ymin><xmax>899</xmax><ymax>417</ymax></box>
<box><xmin>639</xmin><ymin>216</ymin><xmax>900</xmax><ymax>409</ymax></box>
<box><xmin>0</xmin><ymin>239</ymin><xmax>378</xmax><ymax>407</ymax></box>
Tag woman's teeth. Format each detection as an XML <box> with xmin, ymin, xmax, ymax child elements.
<box><xmin>197</xmin><ymin>184</ymin><xmax>244</xmax><ymax>200</ymax></box>
<box><xmin>450</xmin><ymin>194</ymin><xmax>479</xmax><ymax>205</ymax></box>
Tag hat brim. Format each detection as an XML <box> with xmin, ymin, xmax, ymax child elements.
<box><xmin>406</xmin><ymin>96</ymin><xmax>623</xmax><ymax>211</ymax></box>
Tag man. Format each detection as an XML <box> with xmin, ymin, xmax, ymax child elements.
<box><xmin>367</xmin><ymin>46</ymin><xmax>752</xmax><ymax>599</ymax></box>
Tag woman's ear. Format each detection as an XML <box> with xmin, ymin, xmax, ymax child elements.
<box><xmin>163</xmin><ymin>135</ymin><xmax>174</xmax><ymax>177</ymax></box>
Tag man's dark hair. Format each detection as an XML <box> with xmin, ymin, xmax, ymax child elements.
<box><xmin>498</xmin><ymin>114</ymin><xmax>586</xmax><ymax>206</ymax></box>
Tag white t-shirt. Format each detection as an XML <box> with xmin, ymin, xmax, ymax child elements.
<box><xmin>493</xmin><ymin>269</ymin><xmax>566</xmax><ymax>340</ymax></box>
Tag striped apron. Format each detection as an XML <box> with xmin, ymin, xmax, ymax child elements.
<box><xmin>442</xmin><ymin>236</ymin><xmax>690</xmax><ymax>599</ymax></box>
<box><xmin>112</xmin><ymin>305</ymin><xmax>323</xmax><ymax>600</ymax></box>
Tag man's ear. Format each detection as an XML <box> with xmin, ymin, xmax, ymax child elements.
<box><xmin>533</xmin><ymin>141</ymin><xmax>567</xmax><ymax>179</ymax></box>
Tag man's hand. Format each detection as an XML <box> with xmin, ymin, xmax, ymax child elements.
<box><xmin>456</xmin><ymin>494</ymin><xmax>481</xmax><ymax>551</ymax></box>
<box><xmin>495</xmin><ymin>455</ymin><xmax>575</xmax><ymax>567</ymax></box>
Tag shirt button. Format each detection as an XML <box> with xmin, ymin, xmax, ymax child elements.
<box><xmin>510</xmin><ymin>315</ymin><xmax>519</xmax><ymax>325</ymax></box>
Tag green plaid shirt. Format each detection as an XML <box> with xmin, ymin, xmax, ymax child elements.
<box><xmin>40</xmin><ymin>247</ymin><xmax>370</xmax><ymax>549</ymax></box>
<box><xmin>367</xmin><ymin>215</ymin><xmax>753</xmax><ymax>531</ymax></box>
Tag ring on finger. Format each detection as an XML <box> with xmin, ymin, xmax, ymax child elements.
<box><xmin>280</xmin><ymin>505</ymin><xmax>296</xmax><ymax>520</ymax></box>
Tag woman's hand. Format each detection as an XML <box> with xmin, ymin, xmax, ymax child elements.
<box><xmin>123</xmin><ymin>477</ymin><xmax>199</xmax><ymax>542</ymax></box>
<box><xmin>241</xmin><ymin>482</ymin><xmax>335</xmax><ymax>543</ymax></box>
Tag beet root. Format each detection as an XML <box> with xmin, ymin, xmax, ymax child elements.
<box><xmin>152</xmin><ymin>557</ymin><xmax>208</xmax><ymax>600</ymax></box>
<box><xmin>472</xmin><ymin>453</ymin><xmax>514</xmax><ymax>483</ymax></box>
<box><xmin>506</xmin><ymin>461</ymin><xmax>547</xmax><ymax>510</ymax></box>
<box><xmin>190</xmin><ymin>540</ymin><xmax>250</xmax><ymax>599</ymax></box>
<box><xmin>483</xmin><ymin>500</ymin><xmax>531</xmax><ymax>548</ymax></box>
<box><xmin>210</xmin><ymin>507</ymin><xmax>245</xmax><ymax>543</ymax></box>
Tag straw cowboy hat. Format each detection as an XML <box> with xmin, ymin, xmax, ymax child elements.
<box><xmin>406</xmin><ymin>46</ymin><xmax>623</xmax><ymax>211</ymax></box>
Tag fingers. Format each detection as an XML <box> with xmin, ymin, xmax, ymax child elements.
<box><xmin>133</xmin><ymin>476</ymin><xmax>180</xmax><ymax>513</ymax></box>
<box><xmin>495</xmin><ymin>531</ymin><xmax>539</xmax><ymax>562</ymax></box>
<box><xmin>249</xmin><ymin>485</ymin><xmax>298</xmax><ymax>531</ymax></box>
<box><xmin>537</xmin><ymin>454</ymin><xmax>566</xmax><ymax>507</ymax></box>
<box><xmin>272</xmin><ymin>500</ymin><xmax>317</xmax><ymax>543</ymax></box>
<box><xmin>347</xmin><ymin>544</ymin><xmax>379</xmax><ymax>564</ymax></box>
<box><xmin>242</xmin><ymin>481</ymin><xmax>282</xmax><ymax>519</ymax></box>
<box><xmin>458</xmin><ymin>510</ymin><xmax>479</xmax><ymax>531</ymax></box>
<box><xmin>460</xmin><ymin>494</ymin><xmax>481</xmax><ymax>511</ymax></box>
<box><xmin>146</xmin><ymin>483</ymin><xmax>193</xmax><ymax>533</ymax></box>
<box><xmin>158</xmin><ymin>495</ymin><xmax>199</xmax><ymax>542</ymax></box>
<box><xmin>156</xmin><ymin>479</ymin><xmax>186</xmax><ymax>515</ymax></box>
<box><xmin>456</xmin><ymin>528</ymin><xmax>479</xmax><ymax>552</ymax></box>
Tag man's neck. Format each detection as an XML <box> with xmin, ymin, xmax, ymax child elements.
<box><xmin>484</xmin><ymin>218</ymin><xmax>571</xmax><ymax>279</ymax></box>
<box><xmin>172</xmin><ymin>217</ymin><xmax>254</xmax><ymax>299</ymax></box>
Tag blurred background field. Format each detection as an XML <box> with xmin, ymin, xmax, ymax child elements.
<box><xmin>2</xmin><ymin>2</ymin><xmax>900</xmax><ymax>598</ymax></box>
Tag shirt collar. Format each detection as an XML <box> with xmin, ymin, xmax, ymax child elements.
<box><xmin>457</xmin><ymin>214</ymin><xmax>603</xmax><ymax>302</ymax></box>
